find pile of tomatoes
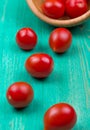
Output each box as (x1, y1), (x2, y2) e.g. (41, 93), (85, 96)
(41, 0), (88, 19)
(6, 26), (78, 130)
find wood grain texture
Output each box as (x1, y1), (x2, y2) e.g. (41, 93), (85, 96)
(0, 0), (90, 130)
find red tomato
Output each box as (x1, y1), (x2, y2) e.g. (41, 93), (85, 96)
(65, 0), (88, 18)
(41, 0), (65, 19)
(49, 28), (72, 53)
(62, 0), (67, 3)
(25, 53), (54, 78)
(44, 103), (77, 130)
(16, 28), (37, 50)
(6, 82), (34, 108)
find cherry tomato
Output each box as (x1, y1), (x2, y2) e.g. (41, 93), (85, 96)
(49, 28), (72, 53)
(61, 0), (67, 3)
(41, 0), (65, 19)
(16, 28), (37, 50)
(44, 103), (77, 130)
(6, 82), (34, 108)
(65, 0), (88, 18)
(25, 53), (54, 78)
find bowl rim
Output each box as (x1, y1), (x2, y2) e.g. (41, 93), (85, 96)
(26, 0), (90, 27)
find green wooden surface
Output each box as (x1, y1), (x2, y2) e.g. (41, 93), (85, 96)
(0, 0), (90, 130)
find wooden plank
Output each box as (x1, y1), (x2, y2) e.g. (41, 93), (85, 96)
(0, 0), (90, 130)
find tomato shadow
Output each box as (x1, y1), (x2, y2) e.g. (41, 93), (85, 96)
(18, 69), (48, 83)
(53, 44), (78, 58)
(33, 76), (48, 81)
(53, 51), (67, 56)
(13, 99), (41, 114)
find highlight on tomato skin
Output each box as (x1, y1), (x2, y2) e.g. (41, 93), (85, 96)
(41, 0), (65, 19)
(16, 28), (37, 50)
(44, 103), (77, 130)
(25, 53), (54, 78)
(49, 28), (72, 53)
(6, 82), (34, 108)
(65, 0), (88, 18)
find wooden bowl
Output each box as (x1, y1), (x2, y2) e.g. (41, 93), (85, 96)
(26, 0), (90, 27)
